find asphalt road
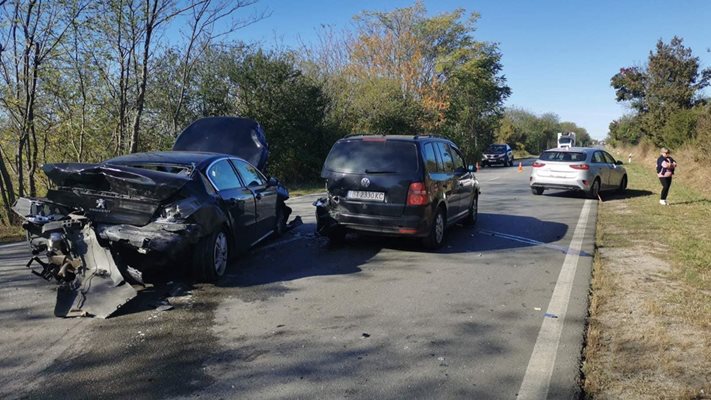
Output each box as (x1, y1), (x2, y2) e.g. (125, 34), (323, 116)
(0, 161), (596, 400)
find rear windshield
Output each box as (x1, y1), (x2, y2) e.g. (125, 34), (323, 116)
(323, 140), (419, 174)
(539, 151), (587, 162)
(486, 145), (507, 153)
(558, 137), (573, 144)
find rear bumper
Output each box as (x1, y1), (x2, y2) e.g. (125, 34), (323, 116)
(97, 222), (203, 254)
(315, 198), (431, 237)
(530, 176), (588, 191)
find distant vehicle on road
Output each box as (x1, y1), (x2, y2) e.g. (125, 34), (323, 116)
(557, 132), (576, 148)
(481, 143), (514, 167)
(315, 135), (480, 249)
(529, 147), (627, 198)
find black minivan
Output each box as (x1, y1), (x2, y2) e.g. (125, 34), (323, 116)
(315, 135), (480, 249)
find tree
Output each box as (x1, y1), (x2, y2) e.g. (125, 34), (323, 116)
(0, 0), (87, 203)
(611, 36), (711, 145)
(229, 50), (330, 182)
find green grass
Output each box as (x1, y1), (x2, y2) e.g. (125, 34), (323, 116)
(583, 161), (711, 399)
(601, 163), (711, 289)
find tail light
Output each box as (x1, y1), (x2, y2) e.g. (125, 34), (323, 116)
(569, 164), (590, 170)
(532, 161), (546, 168)
(407, 182), (428, 206)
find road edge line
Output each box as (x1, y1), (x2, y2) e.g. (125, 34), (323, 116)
(516, 199), (593, 399)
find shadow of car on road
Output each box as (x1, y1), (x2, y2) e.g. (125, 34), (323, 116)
(542, 188), (653, 201)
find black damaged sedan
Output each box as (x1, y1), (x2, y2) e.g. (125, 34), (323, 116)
(12, 117), (291, 317)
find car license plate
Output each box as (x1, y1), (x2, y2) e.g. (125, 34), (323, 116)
(347, 190), (385, 202)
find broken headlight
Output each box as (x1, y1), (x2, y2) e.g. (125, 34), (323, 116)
(155, 198), (200, 222)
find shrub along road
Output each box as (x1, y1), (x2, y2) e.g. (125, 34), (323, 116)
(0, 162), (597, 399)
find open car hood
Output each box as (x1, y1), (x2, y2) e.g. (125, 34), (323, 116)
(173, 117), (269, 172)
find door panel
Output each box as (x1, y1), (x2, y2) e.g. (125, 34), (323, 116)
(435, 142), (461, 218)
(231, 159), (277, 242)
(206, 159), (257, 250)
(591, 151), (611, 189)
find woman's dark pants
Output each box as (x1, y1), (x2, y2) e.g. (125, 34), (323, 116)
(659, 177), (672, 200)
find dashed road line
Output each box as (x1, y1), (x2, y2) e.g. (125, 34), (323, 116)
(478, 229), (591, 257)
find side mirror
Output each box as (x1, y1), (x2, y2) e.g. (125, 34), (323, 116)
(468, 164), (476, 172)
(615, 160), (623, 166)
(268, 176), (279, 186)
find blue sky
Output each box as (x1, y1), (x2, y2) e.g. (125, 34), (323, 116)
(227, 0), (711, 139)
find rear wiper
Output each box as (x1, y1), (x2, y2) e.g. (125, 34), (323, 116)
(364, 169), (397, 174)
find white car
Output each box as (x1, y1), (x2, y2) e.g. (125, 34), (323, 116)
(529, 147), (627, 198)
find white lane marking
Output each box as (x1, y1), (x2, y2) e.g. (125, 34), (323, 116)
(517, 199), (592, 399)
(487, 177), (499, 182)
(0, 241), (27, 249)
(478, 229), (590, 256)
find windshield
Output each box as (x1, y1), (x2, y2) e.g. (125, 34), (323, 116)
(558, 137), (573, 144)
(539, 151), (587, 162)
(323, 140), (419, 174)
(486, 145), (507, 153)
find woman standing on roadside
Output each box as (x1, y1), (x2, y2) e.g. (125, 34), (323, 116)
(656, 147), (677, 205)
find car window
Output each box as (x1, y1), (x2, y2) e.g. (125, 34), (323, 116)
(436, 142), (454, 172)
(323, 139), (419, 174)
(451, 146), (466, 170)
(603, 152), (616, 164)
(423, 142), (439, 173)
(539, 151), (587, 162)
(232, 159), (266, 187)
(207, 159), (242, 191)
(592, 152), (606, 163)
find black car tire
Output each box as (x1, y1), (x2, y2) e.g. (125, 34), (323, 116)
(463, 195), (478, 226)
(192, 227), (229, 283)
(588, 178), (601, 199)
(532, 187), (544, 195)
(617, 175), (628, 193)
(423, 207), (446, 250)
(274, 203), (287, 237)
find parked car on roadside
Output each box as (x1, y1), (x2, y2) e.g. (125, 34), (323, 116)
(315, 135), (480, 249)
(529, 147), (627, 198)
(12, 117), (291, 318)
(481, 144), (514, 167)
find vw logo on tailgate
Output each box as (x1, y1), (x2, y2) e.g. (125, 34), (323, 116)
(360, 177), (370, 188)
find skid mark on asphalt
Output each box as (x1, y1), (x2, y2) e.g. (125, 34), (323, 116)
(477, 229), (592, 257)
(516, 199), (593, 399)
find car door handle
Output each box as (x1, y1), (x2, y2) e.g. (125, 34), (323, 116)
(255, 192), (263, 200)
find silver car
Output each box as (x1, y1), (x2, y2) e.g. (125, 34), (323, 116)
(529, 147), (627, 198)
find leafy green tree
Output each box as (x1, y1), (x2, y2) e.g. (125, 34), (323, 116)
(611, 36), (711, 145)
(229, 50), (330, 183)
(607, 114), (643, 146)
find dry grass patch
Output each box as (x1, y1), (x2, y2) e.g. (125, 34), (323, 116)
(583, 147), (711, 399)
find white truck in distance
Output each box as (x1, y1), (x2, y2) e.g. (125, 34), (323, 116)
(557, 132), (576, 148)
